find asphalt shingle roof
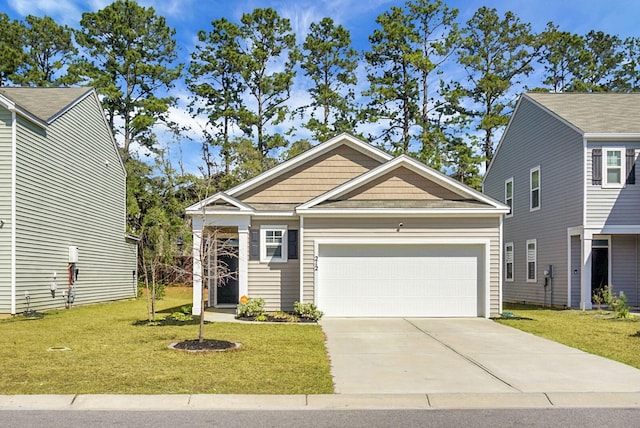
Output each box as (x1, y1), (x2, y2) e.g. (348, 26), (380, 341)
(0, 87), (93, 123)
(525, 92), (640, 134)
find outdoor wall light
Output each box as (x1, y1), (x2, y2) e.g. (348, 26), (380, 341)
(397, 222), (404, 232)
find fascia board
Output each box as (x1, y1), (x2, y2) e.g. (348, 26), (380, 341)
(47, 88), (94, 124)
(186, 192), (254, 212)
(296, 208), (510, 216)
(226, 133), (392, 197)
(583, 133), (640, 141)
(0, 95), (47, 129)
(484, 95), (524, 182)
(87, 90), (126, 176)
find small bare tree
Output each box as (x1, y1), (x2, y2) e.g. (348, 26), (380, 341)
(190, 170), (238, 343)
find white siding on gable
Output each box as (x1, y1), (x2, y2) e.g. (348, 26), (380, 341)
(0, 107), (12, 313)
(12, 95), (135, 313)
(586, 143), (640, 227)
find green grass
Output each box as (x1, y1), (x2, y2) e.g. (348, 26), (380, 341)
(0, 288), (333, 394)
(496, 303), (640, 369)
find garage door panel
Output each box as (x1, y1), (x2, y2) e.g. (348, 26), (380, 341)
(317, 244), (482, 317)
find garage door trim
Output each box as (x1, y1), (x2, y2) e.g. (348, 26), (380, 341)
(313, 238), (491, 318)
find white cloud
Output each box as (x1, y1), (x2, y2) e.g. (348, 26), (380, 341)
(7, 0), (82, 24)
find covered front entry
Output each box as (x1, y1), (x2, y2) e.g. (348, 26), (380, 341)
(316, 243), (485, 317)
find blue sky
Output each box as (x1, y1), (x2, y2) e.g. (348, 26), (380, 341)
(2, 0), (639, 173)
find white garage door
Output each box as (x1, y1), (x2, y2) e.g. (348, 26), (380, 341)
(317, 244), (483, 317)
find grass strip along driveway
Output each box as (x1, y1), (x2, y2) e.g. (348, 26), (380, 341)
(0, 288), (333, 395)
(496, 304), (640, 370)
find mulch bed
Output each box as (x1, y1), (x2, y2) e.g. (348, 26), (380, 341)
(169, 339), (240, 352)
(236, 315), (317, 323)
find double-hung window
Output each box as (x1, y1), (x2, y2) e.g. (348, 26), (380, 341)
(260, 225), (287, 263)
(603, 148), (625, 188)
(505, 178), (513, 217)
(526, 239), (537, 282)
(530, 166), (540, 211)
(505, 243), (514, 281)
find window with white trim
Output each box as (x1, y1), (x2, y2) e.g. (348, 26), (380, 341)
(603, 148), (625, 188)
(526, 239), (537, 282)
(505, 242), (514, 281)
(260, 225), (288, 263)
(505, 178), (513, 217)
(530, 166), (540, 211)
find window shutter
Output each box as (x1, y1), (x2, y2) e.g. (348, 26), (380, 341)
(592, 149), (602, 185)
(626, 149), (636, 185)
(249, 229), (259, 260)
(287, 230), (298, 260)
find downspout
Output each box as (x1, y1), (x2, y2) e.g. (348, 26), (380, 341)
(10, 111), (16, 315)
(636, 235), (638, 307)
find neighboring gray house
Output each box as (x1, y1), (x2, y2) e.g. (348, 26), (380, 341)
(483, 93), (640, 310)
(188, 134), (508, 318)
(0, 87), (138, 315)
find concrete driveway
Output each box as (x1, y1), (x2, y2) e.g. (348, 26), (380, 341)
(321, 318), (640, 394)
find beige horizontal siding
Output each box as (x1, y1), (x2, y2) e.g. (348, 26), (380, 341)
(238, 145), (383, 203)
(247, 218), (300, 311)
(302, 216), (502, 317)
(342, 166), (461, 201)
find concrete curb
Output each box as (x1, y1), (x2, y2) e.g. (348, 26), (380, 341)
(2, 393), (640, 410)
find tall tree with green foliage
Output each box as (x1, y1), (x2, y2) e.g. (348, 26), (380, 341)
(536, 22), (583, 93)
(616, 36), (640, 92)
(188, 18), (244, 176)
(406, 0), (458, 169)
(235, 8), (299, 162)
(0, 13), (25, 86)
(301, 17), (359, 142)
(363, 1), (458, 162)
(450, 6), (538, 168)
(568, 30), (623, 92)
(363, 5), (419, 155)
(70, 0), (182, 158)
(11, 15), (77, 87)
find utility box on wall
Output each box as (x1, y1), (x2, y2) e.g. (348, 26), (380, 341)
(68, 246), (79, 263)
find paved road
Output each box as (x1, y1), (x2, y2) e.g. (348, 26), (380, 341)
(321, 318), (640, 394)
(3, 409), (640, 428)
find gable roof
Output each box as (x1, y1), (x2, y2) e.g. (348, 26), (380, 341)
(0, 87), (93, 125)
(298, 155), (508, 214)
(227, 133), (393, 198)
(186, 192), (255, 215)
(524, 92), (640, 135)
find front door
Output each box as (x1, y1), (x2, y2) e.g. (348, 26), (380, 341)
(591, 246), (608, 300)
(216, 245), (239, 305)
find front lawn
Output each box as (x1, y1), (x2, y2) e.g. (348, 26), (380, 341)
(0, 288), (333, 394)
(496, 303), (640, 369)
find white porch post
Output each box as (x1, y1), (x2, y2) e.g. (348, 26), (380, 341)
(581, 230), (593, 310)
(238, 225), (249, 300)
(192, 226), (203, 316)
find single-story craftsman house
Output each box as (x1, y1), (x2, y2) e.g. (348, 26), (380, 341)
(187, 134), (509, 317)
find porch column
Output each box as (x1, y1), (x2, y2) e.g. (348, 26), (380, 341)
(192, 228), (202, 316)
(580, 231), (593, 310)
(238, 225), (249, 300)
